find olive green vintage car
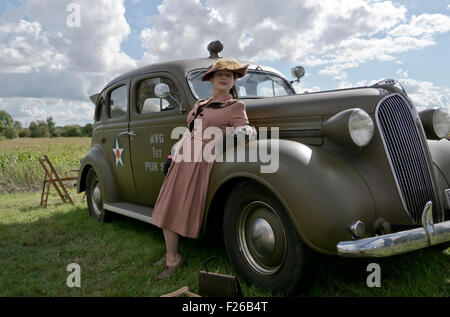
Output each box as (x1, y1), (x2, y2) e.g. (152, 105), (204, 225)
(78, 43), (450, 293)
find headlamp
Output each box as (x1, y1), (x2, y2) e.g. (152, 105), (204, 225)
(418, 108), (450, 140)
(323, 108), (374, 148)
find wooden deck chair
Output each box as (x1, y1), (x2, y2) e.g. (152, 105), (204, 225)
(39, 155), (77, 208)
(160, 286), (201, 297)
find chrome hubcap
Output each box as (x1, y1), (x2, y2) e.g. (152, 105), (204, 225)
(238, 201), (287, 276)
(250, 218), (275, 258)
(90, 178), (103, 216)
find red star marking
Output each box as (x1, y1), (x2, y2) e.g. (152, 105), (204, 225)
(112, 139), (124, 167)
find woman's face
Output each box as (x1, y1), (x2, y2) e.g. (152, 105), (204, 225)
(211, 70), (235, 94)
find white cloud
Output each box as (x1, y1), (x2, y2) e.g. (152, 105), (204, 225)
(1, 0), (137, 75)
(293, 84), (321, 94)
(0, 97), (93, 127)
(138, 0), (450, 88)
(0, 19), (68, 73)
(139, 0), (408, 69)
(355, 76), (450, 113)
(0, 0), (139, 127)
(389, 13), (450, 38)
(22, 0), (137, 74)
(395, 68), (409, 78)
(400, 78), (450, 112)
(333, 72), (352, 89)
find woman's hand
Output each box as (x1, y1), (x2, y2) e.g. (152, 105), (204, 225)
(163, 155), (172, 176)
(234, 124), (257, 139)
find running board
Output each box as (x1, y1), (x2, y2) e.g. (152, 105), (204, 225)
(103, 202), (154, 224)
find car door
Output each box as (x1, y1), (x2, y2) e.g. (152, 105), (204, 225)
(101, 79), (138, 203)
(129, 72), (187, 206)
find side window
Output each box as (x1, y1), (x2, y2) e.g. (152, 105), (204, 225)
(109, 85), (128, 119)
(137, 77), (183, 114)
(237, 84), (247, 97)
(257, 80), (288, 97)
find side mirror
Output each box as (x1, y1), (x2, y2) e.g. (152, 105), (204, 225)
(154, 83), (170, 99)
(154, 83), (186, 114)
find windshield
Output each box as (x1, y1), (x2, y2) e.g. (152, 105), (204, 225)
(187, 69), (295, 100)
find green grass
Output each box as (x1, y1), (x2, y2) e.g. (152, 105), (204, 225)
(1, 137), (449, 296)
(0, 190), (448, 297)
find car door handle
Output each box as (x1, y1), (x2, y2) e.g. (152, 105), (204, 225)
(118, 131), (136, 137)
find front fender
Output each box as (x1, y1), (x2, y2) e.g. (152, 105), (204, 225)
(205, 139), (376, 255)
(77, 145), (121, 203)
(428, 139), (450, 217)
(428, 138), (450, 187)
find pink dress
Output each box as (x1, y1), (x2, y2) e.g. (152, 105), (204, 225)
(151, 95), (250, 238)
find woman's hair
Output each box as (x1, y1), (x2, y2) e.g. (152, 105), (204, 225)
(229, 85), (238, 98)
(229, 73), (239, 98)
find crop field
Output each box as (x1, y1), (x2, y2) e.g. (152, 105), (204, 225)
(0, 137), (90, 193)
(0, 138), (449, 297)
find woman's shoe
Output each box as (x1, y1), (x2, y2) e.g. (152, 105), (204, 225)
(155, 254), (185, 280)
(152, 254), (166, 267)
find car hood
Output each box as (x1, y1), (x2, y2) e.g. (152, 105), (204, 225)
(243, 87), (392, 120)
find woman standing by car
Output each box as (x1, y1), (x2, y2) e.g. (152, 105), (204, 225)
(150, 58), (255, 280)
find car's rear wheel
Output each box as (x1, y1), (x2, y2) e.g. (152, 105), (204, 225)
(86, 168), (110, 222)
(223, 181), (318, 294)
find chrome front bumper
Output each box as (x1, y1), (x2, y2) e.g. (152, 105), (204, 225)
(337, 202), (450, 257)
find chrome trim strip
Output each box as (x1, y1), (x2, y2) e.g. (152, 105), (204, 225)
(337, 202), (450, 257)
(104, 203), (153, 224)
(273, 129), (322, 138)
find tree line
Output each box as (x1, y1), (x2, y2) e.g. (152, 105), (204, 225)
(0, 110), (92, 140)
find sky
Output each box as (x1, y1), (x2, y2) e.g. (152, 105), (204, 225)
(0, 0), (449, 127)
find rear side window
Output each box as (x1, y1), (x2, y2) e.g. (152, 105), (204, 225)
(109, 85), (128, 119)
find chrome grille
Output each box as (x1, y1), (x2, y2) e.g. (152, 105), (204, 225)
(377, 95), (438, 224)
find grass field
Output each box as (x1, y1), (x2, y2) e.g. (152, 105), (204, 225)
(0, 138), (449, 297)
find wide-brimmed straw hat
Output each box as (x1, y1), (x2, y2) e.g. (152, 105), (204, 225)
(201, 58), (249, 81)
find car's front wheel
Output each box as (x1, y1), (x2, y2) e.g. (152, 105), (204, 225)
(223, 181), (318, 294)
(86, 168), (110, 222)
